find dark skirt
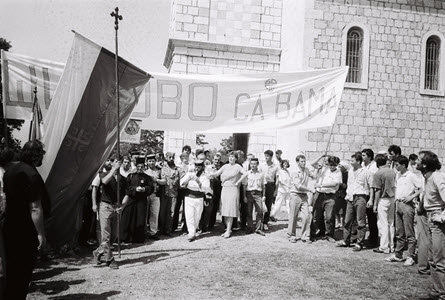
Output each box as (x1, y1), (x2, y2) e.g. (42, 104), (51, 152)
(120, 198), (147, 243)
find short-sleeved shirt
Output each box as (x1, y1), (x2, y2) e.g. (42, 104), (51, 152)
(371, 166), (396, 198)
(290, 167), (313, 194)
(245, 170), (265, 192)
(316, 167), (343, 194)
(424, 171), (445, 211)
(261, 163), (279, 183)
(217, 164), (245, 187)
(3, 162), (50, 244)
(99, 170), (128, 204)
(395, 170), (422, 200)
(346, 167), (372, 201)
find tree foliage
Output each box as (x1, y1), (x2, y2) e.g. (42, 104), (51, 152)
(116, 130), (164, 157)
(196, 133), (208, 146)
(220, 135), (233, 152)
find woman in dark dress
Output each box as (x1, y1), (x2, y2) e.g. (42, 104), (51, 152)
(121, 157), (155, 243)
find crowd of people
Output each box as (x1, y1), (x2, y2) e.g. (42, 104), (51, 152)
(1, 140), (445, 299)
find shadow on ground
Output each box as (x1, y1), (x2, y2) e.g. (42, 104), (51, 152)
(48, 291), (121, 299)
(29, 279), (85, 295)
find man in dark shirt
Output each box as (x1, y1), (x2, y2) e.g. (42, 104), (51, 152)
(3, 140), (49, 299)
(92, 157), (128, 269)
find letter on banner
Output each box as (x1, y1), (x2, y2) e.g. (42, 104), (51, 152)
(234, 93), (249, 121)
(157, 80), (181, 119)
(275, 92), (291, 119)
(188, 83), (217, 121)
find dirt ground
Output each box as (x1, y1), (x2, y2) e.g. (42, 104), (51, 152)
(27, 218), (430, 300)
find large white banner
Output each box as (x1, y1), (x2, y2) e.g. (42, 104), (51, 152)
(2, 51), (348, 133)
(131, 67), (348, 132)
(1, 50), (64, 120)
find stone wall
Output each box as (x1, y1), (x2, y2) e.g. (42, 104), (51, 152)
(164, 0), (283, 160)
(169, 0), (282, 48)
(304, 0), (445, 160)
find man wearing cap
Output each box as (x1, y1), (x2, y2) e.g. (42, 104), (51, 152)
(145, 154), (166, 240)
(121, 156), (155, 243)
(159, 152), (180, 236)
(180, 159), (212, 241)
(241, 158), (266, 236)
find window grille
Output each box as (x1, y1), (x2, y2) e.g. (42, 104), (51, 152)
(425, 36), (440, 91)
(346, 28), (363, 83)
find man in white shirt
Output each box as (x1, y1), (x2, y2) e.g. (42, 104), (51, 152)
(288, 155), (315, 243)
(386, 155), (421, 265)
(337, 153), (372, 251)
(313, 156), (343, 242)
(180, 159), (212, 242)
(362, 148), (378, 248)
(242, 158), (266, 236)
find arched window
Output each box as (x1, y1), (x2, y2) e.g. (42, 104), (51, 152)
(346, 28), (363, 84)
(425, 36), (440, 90)
(342, 23), (369, 89)
(420, 31), (445, 96)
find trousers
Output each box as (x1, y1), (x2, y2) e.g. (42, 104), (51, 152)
(184, 196), (204, 238)
(377, 197), (395, 251)
(288, 193), (310, 240)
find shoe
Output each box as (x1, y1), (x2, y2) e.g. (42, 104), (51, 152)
(107, 259), (119, 269)
(385, 255), (404, 262)
(302, 239), (313, 244)
(404, 257), (415, 266)
(373, 248), (390, 254)
(256, 230), (266, 236)
(149, 235), (160, 240)
(336, 241), (350, 247)
(326, 236), (336, 243)
(222, 232), (231, 239)
(92, 250), (103, 266)
(232, 227), (240, 231)
(352, 244), (362, 252)
(263, 224), (269, 231)
(270, 216), (278, 222)
(188, 235), (195, 242)
(289, 237), (297, 243)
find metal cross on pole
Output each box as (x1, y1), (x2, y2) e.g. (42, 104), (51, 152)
(111, 6), (123, 258)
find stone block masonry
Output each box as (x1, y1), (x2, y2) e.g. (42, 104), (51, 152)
(305, 0), (445, 161)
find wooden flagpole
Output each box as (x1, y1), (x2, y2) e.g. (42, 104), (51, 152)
(111, 7), (123, 258)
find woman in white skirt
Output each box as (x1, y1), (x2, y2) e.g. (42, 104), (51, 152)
(211, 152), (246, 238)
(270, 160), (291, 220)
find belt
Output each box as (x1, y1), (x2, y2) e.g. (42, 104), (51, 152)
(353, 194), (368, 198)
(184, 189), (205, 198)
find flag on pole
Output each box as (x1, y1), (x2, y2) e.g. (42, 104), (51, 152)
(29, 88), (43, 141)
(38, 32), (151, 247)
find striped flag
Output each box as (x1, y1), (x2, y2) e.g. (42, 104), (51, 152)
(29, 90), (43, 141)
(38, 32), (151, 247)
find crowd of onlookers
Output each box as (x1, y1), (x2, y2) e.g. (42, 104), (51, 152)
(1, 140), (445, 299)
(87, 143), (445, 298)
